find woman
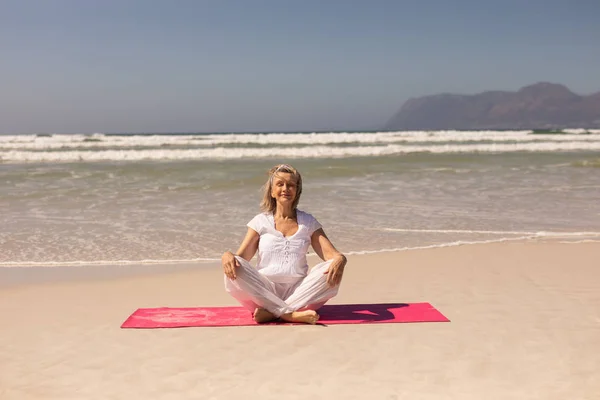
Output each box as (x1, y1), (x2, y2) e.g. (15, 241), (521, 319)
(222, 164), (347, 324)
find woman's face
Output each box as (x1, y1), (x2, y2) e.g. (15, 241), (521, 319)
(271, 172), (298, 205)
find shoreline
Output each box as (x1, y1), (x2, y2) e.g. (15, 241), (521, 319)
(2, 236), (599, 289)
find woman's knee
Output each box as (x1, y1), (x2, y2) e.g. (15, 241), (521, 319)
(234, 255), (249, 266)
(231, 256), (254, 276)
(311, 260), (333, 274)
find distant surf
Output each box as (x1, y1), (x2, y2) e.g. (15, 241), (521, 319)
(2, 129), (600, 163)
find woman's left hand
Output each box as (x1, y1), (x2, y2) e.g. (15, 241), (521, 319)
(324, 254), (346, 287)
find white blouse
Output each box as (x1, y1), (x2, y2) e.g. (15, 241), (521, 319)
(247, 210), (322, 283)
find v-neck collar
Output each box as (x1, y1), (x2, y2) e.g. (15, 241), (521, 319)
(267, 211), (302, 239)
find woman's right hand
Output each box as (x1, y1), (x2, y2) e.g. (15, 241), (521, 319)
(222, 251), (240, 280)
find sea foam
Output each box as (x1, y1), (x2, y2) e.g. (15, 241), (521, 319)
(3, 141), (600, 162)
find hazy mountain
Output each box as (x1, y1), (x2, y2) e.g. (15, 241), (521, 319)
(384, 83), (600, 130)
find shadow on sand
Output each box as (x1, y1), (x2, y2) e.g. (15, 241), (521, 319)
(315, 303), (409, 325)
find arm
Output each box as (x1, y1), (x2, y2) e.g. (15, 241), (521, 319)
(311, 228), (346, 286)
(222, 228), (259, 279)
(234, 227), (260, 261)
(311, 228), (345, 262)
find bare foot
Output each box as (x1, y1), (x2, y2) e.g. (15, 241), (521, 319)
(280, 310), (320, 325)
(253, 308), (277, 324)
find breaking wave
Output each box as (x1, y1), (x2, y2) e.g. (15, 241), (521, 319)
(1, 130), (600, 163)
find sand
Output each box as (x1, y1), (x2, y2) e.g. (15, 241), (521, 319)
(1, 241), (599, 400)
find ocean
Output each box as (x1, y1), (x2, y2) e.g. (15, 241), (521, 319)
(1, 129), (600, 268)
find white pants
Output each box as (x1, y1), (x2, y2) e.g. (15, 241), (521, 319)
(224, 256), (339, 317)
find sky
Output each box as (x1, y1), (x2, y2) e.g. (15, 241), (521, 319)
(1, 0), (599, 134)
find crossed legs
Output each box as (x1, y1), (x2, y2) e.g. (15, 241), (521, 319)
(224, 256), (339, 324)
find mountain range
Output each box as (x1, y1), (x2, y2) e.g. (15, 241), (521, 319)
(384, 82), (600, 130)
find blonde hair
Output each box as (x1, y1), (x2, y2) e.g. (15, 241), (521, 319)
(260, 164), (303, 213)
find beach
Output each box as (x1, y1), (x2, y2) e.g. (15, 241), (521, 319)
(1, 240), (599, 399)
(2, 130), (599, 398)
(3, 1), (600, 397)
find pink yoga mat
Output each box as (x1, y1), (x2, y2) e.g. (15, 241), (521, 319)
(121, 303), (449, 328)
